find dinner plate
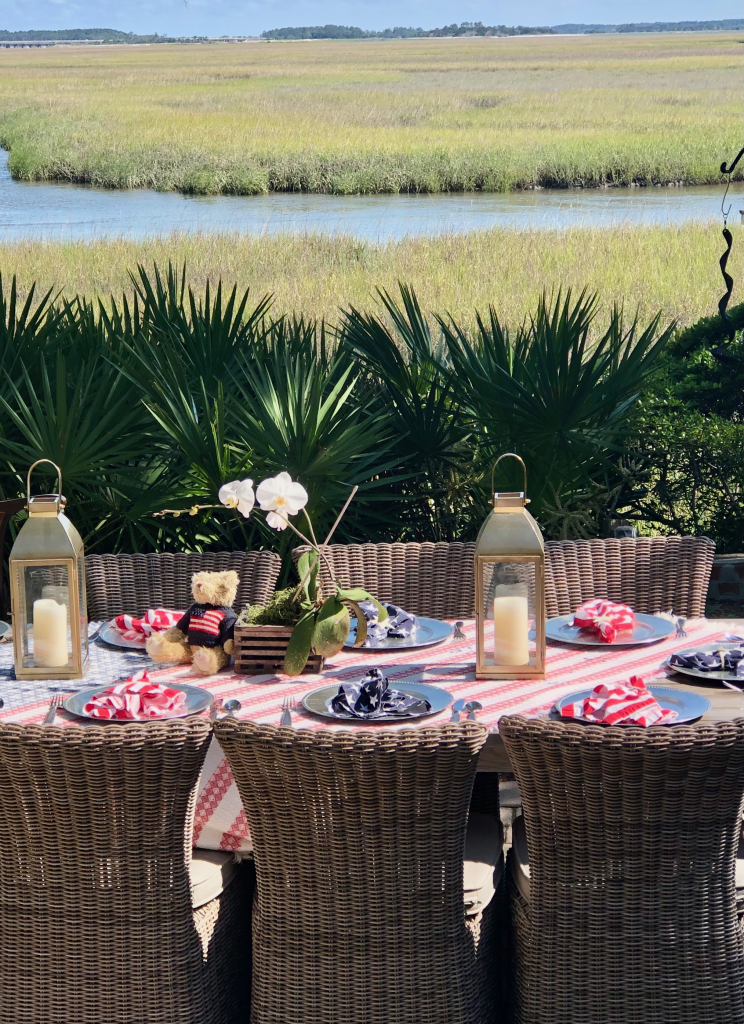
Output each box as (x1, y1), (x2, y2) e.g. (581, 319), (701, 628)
(63, 682), (213, 722)
(554, 685), (711, 726)
(97, 621), (149, 650)
(546, 613), (675, 647)
(344, 616), (453, 651)
(302, 681), (453, 722)
(0, 620), (10, 640)
(666, 644), (744, 685)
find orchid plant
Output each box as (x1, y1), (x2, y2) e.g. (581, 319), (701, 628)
(218, 472), (388, 675)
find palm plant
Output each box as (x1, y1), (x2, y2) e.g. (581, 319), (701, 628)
(339, 285), (473, 540)
(439, 290), (674, 533)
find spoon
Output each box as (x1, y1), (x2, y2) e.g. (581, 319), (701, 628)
(464, 700), (483, 721)
(222, 699), (241, 717)
(450, 698), (465, 722)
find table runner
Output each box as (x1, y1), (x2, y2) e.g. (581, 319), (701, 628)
(0, 618), (735, 852)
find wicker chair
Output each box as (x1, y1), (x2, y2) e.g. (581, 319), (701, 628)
(294, 536), (714, 621)
(0, 496), (25, 617)
(0, 717), (252, 1024)
(213, 719), (503, 1024)
(85, 550), (282, 620)
(544, 535), (715, 619)
(500, 716), (744, 1024)
(292, 541), (478, 618)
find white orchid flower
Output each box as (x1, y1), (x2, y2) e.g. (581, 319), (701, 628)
(265, 510), (289, 531)
(256, 472), (309, 530)
(218, 479), (255, 518)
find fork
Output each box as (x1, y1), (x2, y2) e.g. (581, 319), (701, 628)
(43, 694), (64, 725)
(280, 696), (298, 727)
(675, 618), (688, 639)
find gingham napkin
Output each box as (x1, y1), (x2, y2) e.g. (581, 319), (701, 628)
(573, 599), (636, 643)
(83, 670), (187, 721)
(112, 608), (183, 640)
(560, 675), (677, 726)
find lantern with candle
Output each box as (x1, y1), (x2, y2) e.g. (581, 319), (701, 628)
(9, 460), (88, 679)
(474, 453), (545, 679)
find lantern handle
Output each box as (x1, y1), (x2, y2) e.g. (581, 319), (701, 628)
(26, 459), (62, 510)
(491, 453), (528, 501)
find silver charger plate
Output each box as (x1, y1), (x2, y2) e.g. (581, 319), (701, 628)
(97, 621), (149, 651)
(666, 644), (744, 684)
(554, 685), (711, 726)
(302, 681), (453, 722)
(64, 682), (213, 722)
(0, 621), (10, 639)
(546, 613), (675, 647)
(344, 616), (453, 651)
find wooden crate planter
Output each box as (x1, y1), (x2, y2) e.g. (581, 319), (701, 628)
(233, 624), (324, 676)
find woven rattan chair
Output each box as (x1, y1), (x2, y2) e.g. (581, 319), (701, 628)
(85, 549), (282, 620)
(213, 719), (502, 1024)
(0, 717), (252, 1024)
(544, 536), (715, 619)
(293, 541), (477, 618)
(500, 715), (744, 1024)
(0, 496), (25, 617)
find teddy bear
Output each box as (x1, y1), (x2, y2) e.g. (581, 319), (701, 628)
(146, 570), (239, 675)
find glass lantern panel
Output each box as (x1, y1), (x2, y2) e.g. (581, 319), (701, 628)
(17, 563), (73, 671)
(77, 557), (89, 663)
(481, 560), (537, 668)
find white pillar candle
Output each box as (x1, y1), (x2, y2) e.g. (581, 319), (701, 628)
(33, 599), (68, 668)
(493, 591), (529, 666)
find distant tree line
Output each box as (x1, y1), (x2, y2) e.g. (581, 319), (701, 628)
(0, 28), (195, 43)
(263, 19), (744, 40)
(261, 23), (553, 40)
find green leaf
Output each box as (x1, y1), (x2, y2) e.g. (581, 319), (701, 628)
(297, 549), (319, 604)
(283, 610), (316, 676)
(342, 599), (367, 647)
(336, 588), (388, 622)
(313, 596), (351, 657)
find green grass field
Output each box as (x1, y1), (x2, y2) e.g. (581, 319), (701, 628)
(0, 222), (736, 329)
(0, 33), (740, 194)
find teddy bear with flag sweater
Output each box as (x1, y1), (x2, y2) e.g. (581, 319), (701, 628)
(146, 570), (239, 675)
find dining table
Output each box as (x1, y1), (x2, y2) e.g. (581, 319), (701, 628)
(0, 616), (742, 854)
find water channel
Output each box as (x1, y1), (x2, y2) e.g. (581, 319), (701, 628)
(0, 151), (734, 241)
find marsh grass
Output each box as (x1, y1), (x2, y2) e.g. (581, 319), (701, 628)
(0, 221), (737, 329)
(0, 33), (740, 194)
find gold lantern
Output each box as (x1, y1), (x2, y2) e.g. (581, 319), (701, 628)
(475, 453), (545, 679)
(9, 460), (88, 680)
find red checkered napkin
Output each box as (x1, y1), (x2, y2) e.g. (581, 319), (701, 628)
(112, 608), (182, 641)
(84, 671), (187, 721)
(573, 599), (636, 643)
(560, 675), (678, 726)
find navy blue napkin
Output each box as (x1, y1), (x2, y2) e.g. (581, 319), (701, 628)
(670, 648), (744, 671)
(330, 668), (431, 719)
(357, 601), (417, 644)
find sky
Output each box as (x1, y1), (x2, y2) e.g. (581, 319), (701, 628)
(0, 0), (740, 37)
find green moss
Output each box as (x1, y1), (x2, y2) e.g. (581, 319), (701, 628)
(238, 587), (303, 626)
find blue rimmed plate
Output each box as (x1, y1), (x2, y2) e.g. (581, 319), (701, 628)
(554, 685), (711, 726)
(344, 616), (453, 651)
(302, 681), (453, 722)
(546, 613), (675, 647)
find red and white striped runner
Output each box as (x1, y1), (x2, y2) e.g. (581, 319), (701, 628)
(0, 618), (732, 852)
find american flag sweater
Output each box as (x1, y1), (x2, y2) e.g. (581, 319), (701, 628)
(177, 603), (237, 648)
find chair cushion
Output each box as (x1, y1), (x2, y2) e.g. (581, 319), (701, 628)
(463, 812), (504, 917)
(511, 813), (531, 902)
(190, 849), (238, 909)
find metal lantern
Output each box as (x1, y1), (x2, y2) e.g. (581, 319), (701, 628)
(9, 460), (88, 680)
(475, 453), (545, 680)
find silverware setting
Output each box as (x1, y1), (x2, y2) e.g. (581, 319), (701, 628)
(280, 696), (298, 727)
(464, 700), (482, 721)
(450, 698), (465, 722)
(209, 698), (223, 722)
(43, 694), (64, 724)
(675, 618), (688, 639)
(222, 699), (241, 718)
